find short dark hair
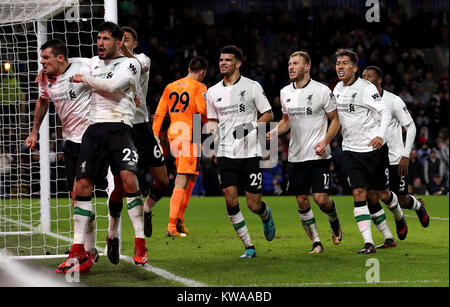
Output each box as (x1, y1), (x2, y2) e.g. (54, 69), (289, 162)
(220, 45), (243, 62)
(121, 26), (138, 41)
(189, 56), (209, 72)
(335, 48), (358, 66)
(98, 21), (123, 40)
(364, 65), (383, 79)
(40, 39), (68, 60)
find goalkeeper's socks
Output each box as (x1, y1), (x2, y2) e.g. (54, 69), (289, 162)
(320, 200), (338, 222)
(298, 207), (320, 243)
(256, 200), (270, 222)
(126, 192), (145, 238)
(168, 187), (185, 233)
(227, 205), (254, 249)
(369, 202), (394, 240)
(179, 180), (196, 224)
(73, 196), (93, 245)
(408, 195), (422, 211)
(354, 201), (374, 244)
(383, 191), (404, 221)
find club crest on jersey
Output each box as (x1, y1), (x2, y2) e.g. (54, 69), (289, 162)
(307, 94), (313, 105)
(239, 90), (246, 101)
(351, 92), (358, 100)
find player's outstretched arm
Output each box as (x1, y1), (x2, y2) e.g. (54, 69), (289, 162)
(25, 97), (50, 150)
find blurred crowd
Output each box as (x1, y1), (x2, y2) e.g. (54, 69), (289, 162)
(1, 0), (448, 198)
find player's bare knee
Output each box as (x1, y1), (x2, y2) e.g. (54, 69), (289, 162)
(376, 189), (391, 203)
(312, 194), (329, 208)
(296, 195), (310, 210)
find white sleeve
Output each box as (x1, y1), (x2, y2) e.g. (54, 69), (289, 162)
(323, 87), (337, 113)
(83, 58), (141, 94)
(253, 82), (272, 114)
(280, 89), (288, 115)
(206, 89), (218, 120)
(402, 121), (416, 158)
(362, 84), (391, 139)
(135, 53), (151, 74)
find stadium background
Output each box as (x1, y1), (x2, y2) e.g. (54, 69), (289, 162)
(1, 0), (448, 199)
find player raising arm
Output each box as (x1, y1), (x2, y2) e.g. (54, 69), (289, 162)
(58, 22), (148, 272)
(104, 26), (169, 265)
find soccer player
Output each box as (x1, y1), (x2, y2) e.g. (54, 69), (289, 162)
(62, 22), (147, 269)
(105, 26), (169, 264)
(266, 51), (343, 254)
(362, 66), (429, 248)
(153, 56), (209, 237)
(333, 48), (406, 254)
(206, 45), (276, 259)
(25, 39), (98, 273)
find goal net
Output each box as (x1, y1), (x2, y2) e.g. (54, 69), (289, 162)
(0, 0), (115, 258)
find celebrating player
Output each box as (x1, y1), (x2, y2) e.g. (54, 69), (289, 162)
(105, 26), (169, 265)
(153, 56), (209, 237)
(206, 45), (276, 259)
(267, 51), (343, 254)
(58, 22), (148, 270)
(362, 66), (429, 248)
(333, 48), (407, 254)
(26, 39), (98, 273)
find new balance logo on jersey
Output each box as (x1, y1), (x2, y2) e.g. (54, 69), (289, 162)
(217, 97), (222, 102)
(69, 90), (76, 99)
(80, 161), (86, 173)
(239, 104), (246, 112)
(372, 93), (380, 100)
(106, 72), (113, 79)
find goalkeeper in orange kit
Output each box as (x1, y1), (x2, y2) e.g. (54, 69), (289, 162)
(153, 56), (209, 237)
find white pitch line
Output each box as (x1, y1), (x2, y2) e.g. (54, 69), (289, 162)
(241, 279), (449, 287)
(120, 255), (208, 287)
(1, 215), (207, 286)
(404, 215), (449, 221)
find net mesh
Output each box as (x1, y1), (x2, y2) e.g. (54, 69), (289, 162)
(0, 0), (109, 257)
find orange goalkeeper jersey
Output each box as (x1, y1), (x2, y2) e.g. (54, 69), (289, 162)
(153, 76), (207, 142)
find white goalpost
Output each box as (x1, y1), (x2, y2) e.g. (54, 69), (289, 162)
(0, 0), (118, 259)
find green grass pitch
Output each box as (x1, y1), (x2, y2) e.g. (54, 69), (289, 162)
(9, 195), (450, 287)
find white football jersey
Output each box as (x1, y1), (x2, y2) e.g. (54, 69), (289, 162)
(87, 56), (141, 127)
(281, 79), (336, 162)
(379, 90), (414, 165)
(333, 77), (391, 152)
(133, 53), (151, 124)
(39, 60), (91, 143)
(206, 76), (272, 158)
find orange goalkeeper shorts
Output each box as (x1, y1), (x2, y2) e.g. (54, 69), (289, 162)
(170, 139), (201, 175)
